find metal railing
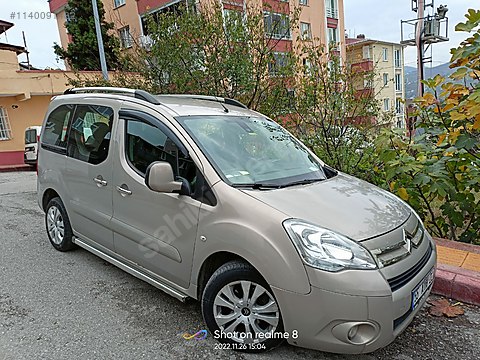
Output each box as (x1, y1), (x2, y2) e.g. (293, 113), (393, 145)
(0, 107), (12, 141)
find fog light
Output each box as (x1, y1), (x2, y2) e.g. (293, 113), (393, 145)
(348, 325), (358, 341)
(332, 321), (379, 345)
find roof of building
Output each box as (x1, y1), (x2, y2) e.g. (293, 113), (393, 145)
(0, 42), (26, 54)
(0, 20), (14, 35)
(346, 36), (405, 48)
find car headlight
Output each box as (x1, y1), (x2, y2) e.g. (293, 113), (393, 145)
(283, 219), (377, 272)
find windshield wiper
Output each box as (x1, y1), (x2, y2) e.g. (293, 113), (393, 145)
(278, 178), (323, 188)
(232, 183), (281, 189)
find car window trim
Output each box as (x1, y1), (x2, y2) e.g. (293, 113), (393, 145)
(41, 143), (67, 156)
(119, 109), (188, 158)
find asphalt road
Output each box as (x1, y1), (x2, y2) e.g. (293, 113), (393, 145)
(1, 171), (479, 360)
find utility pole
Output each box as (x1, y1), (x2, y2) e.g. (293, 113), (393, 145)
(415, 0), (425, 97)
(91, 0), (109, 80)
(401, 0), (449, 133)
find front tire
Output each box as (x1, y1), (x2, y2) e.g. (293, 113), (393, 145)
(201, 260), (284, 353)
(45, 197), (75, 252)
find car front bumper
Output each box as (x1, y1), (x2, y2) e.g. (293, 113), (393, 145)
(271, 239), (436, 354)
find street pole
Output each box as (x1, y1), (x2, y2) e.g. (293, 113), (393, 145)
(92, 0), (109, 80)
(416, 0), (425, 97)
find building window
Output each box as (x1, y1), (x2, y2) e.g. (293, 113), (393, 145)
(383, 73), (389, 86)
(325, 0), (338, 19)
(300, 22), (312, 40)
(394, 49), (401, 68)
(114, 0), (126, 8)
(299, 0), (308, 5)
(327, 27), (339, 49)
(382, 47), (388, 61)
(118, 26), (132, 48)
(362, 45), (370, 59)
(303, 58), (312, 73)
(0, 107), (12, 141)
(364, 78), (372, 89)
(383, 98), (390, 111)
(223, 9), (244, 35)
(395, 73), (402, 91)
(268, 52), (289, 75)
(264, 12), (291, 39)
(396, 98), (404, 114)
(397, 119), (405, 128)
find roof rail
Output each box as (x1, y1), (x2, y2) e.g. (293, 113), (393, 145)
(158, 94), (248, 109)
(64, 87), (161, 105)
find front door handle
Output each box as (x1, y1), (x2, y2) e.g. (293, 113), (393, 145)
(116, 185), (132, 196)
(94, 176), (107, 187)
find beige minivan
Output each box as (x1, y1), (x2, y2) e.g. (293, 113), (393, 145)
(37, 88), (436, 354)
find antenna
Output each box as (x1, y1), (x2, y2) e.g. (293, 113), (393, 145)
(22, 31), (30, 70)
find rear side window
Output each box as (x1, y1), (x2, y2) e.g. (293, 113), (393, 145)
(42, 105), (73, 149)
(25, 129), (37, 144)
(67, 105), (114, 165)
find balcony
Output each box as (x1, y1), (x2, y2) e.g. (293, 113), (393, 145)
(355, 88), (374, 99)
(351, 60), (374, 72)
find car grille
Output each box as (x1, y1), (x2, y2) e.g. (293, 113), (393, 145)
(387, 243), (433, 292)
(371, 222), (424, 268)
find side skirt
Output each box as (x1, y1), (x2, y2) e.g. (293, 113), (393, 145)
(73, 237), (189, 302)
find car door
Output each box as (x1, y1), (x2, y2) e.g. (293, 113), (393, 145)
(111, 108), (202, 289)
(62, 102), (117, 251)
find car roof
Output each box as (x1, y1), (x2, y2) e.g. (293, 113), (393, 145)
(156, 95), (255, 117)
(53, 92), (256, 118)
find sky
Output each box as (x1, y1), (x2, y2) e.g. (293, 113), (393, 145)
(0, 0), (478, 70)
(1, 0), (62, 69)
(344, 0), (478, 69)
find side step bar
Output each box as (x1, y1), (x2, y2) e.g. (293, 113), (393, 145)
(74, 237), (188, 302)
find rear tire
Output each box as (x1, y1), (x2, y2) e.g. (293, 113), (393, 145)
(45, 197), (75, 252)
(201, 260), (284, 353)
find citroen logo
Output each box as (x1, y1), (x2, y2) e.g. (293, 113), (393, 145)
(402, 229), (412, 253)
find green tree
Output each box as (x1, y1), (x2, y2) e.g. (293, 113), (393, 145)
(374, 9), (480, 243)
(53, 0), (122, 71)
(139, 2), (297, 115)
(287, 40), (381, 180)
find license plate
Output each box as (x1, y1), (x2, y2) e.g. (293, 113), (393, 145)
(411, 267), (435, 310)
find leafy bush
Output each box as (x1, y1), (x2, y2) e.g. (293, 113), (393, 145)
(374, 9), (480, 244)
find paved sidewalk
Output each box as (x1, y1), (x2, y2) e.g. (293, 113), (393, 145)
(433, 238), (480, 305)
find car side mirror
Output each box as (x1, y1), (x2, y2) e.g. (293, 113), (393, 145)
(145, 162), (183, 193)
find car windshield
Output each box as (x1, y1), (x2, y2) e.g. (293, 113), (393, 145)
(177, 115), (326, 187)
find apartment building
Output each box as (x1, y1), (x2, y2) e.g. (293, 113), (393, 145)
(49, 0), (346, 68)
(346, 35), (406, 128)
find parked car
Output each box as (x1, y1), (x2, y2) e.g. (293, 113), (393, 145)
(37, 88), (436, 354)
(24, 126), (42, 167)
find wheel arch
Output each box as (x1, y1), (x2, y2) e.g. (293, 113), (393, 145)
(196, 251), (252, 300)
(42, 188), (61, 211)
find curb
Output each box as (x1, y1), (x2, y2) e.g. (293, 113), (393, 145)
(432, 238), (480, 306)
(0, 165), (33, 173)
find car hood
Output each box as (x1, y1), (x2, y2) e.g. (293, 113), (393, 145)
(242, 173), (411, 241)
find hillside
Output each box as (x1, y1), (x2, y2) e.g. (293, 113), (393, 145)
(405, 63), (455, 99)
